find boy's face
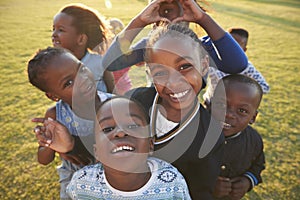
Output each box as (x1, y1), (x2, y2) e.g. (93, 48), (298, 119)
(212, 82), (259, 137)
(148, 37), (205, 118)
(44, 53), (96, 106)
(95, 98), (152, 173)
(230, 33), (247, 52)
(52, 12), (81, 52)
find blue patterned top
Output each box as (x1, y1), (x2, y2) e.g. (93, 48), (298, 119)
(56, 91), (112, 199)
(66, 157), (191, 200)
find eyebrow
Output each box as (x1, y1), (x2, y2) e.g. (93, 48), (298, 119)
(175, 56), (193, 63)
(98, 113), (145, 124)
(149, 56), (193, 70)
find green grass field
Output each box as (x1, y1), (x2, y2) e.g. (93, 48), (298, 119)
(0, 0), (299, 199)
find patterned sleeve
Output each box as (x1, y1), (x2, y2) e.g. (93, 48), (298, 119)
(240, 62), (270, 93)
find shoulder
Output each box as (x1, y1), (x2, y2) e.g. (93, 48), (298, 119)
(148, 157), (185, 180)
(45, 104), (56, 120)
(125, 87), (156, 111)
(81, 51), (102, 64)
(243, 126), (264, 146)
(72, 163), (103, 181)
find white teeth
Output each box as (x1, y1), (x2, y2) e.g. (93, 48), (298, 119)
(112, 145), (134, 153)
(170, 90), (189, 98)
(222, 122), (232, 129)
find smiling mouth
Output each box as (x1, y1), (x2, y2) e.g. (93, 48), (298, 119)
(169, 90), (189, 99)
(222, 122), (232, 129)
(112, 145), (135, 153)
(52, 40), (61, 45)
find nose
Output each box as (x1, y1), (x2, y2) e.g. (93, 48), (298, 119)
(52, 28), (57, 38)
(113, 127), (128, 138)
(165, 70), (182, 88)
(225, 107), (236, 119)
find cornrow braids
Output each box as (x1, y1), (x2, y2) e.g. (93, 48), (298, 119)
(145, 23), (206, 62)
(27, 47), (69, 92)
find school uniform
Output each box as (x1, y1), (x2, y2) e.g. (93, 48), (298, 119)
(126, 87), (225, 200)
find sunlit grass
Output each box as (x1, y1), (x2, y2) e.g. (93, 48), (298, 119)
(0, 0), (299, 199)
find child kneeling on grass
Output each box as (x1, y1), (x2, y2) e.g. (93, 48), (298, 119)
(210, 74), (266, 200)
(66, 96), (191, 199)
(27, 47), (111, 199)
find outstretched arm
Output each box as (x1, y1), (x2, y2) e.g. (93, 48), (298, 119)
(103, 0), (171, 71)
(176, 0), (248, 73)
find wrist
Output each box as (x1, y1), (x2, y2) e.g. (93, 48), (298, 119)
(65, 136), (75, 153)
(130, 16), (147, 29)
(196, 12), (209, 26)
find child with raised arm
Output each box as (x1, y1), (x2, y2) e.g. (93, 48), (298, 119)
(203, 27), (270, 108)
(52, 3), (115, 93)
(102, 0), (248, 77)
(27, 47), (111, 199)
(55, 1), (247, 198)
(108, 18), (133, 95)
(66, 96), (191, 199)
(211, 74), (265, 200)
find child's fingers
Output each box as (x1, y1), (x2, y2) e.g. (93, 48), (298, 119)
(34, 126), (52, 145)
(218, 176), (231, 182)
(31, 117), (46, 123)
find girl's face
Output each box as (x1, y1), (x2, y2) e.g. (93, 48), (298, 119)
(52, 12), (81, 53)
(212, 82), (259, 137)
(148, 37), (205, 119)
(95, 98), (152, 173)
(44, 53), (96, 106)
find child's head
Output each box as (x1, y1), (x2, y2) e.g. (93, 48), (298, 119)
(228, 27), (249, 52)
(94, 96), (153, 173)
(145, 23), (208, 117)
(211, 74), (263, 137)
(52, 3), (109, 56)
(108, 18), (124, 36)
(27, 47), (96, 106)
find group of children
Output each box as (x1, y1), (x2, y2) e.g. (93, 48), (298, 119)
(28, 0), (267, 199)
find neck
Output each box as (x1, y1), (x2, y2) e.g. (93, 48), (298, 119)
(104, 164), (151, 191)
(73, 49), (87, 60)
(159, 99), (197, 122)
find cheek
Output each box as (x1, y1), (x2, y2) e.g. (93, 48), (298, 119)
(188, 72), (203, 92)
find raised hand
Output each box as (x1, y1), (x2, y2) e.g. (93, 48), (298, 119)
(173, 0), (206, 24)
(32, 117), (53, 147)
(136, 0), (174, 26)
(42, 118), (75, 153)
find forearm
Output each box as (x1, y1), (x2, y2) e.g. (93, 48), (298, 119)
(213, 33), (248, 73)
(196, 13), (225, 41)
(103, 18), (146, 71)
(103, 70), (115, 93)
(37, 146), (55, 165)
(196, 12), (247, 73)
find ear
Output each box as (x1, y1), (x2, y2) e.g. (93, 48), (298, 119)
(93, 144), (99, 161)
(45, 92), (60, 102)
(249, 110), (258, 124)
(149, 137), (155, 155)
(77, 33), (88, 46)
